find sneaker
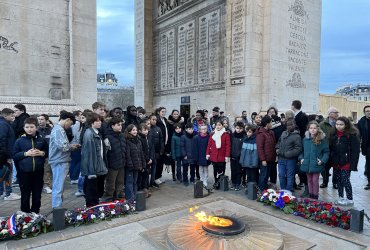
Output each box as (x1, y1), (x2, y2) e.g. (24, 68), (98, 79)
(333, 183), (338, 189)
(154, 179), (162, 185)
(364, 184), (370, 190)
(159, 178), (166, 183)
(12, 180), (19, 187)
(230, 185), (235, 190)
(0, 193), (5, 199)
(347, 199), (354, 205)
(70, 180), (78, 184)
(44, 187), (52, 194)
(234, 186), (241, 191)
(336, 197), (346, 205)
(75, 191), (85, 197)
(151, 183), (160, 189)
(4, 193), (21, 201)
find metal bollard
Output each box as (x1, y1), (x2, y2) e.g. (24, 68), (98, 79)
(350, 209), (364, 233)
(220, 175), (229, 191)
(194, 180), (204, 198)
(136, 191), (146, 211)
(53, 207), (67, 231)
(247, 182), (257, 200)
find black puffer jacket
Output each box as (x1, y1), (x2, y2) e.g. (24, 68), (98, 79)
(106, 128), (126, 170)
(149, 125), (164, 158)
(329, 131), (360, 171)
(231, 132), (245, 159)
(139, 133), (155, 164)
(125, 136), (146, 171)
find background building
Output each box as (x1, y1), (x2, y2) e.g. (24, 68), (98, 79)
(335, 84), (370, 102)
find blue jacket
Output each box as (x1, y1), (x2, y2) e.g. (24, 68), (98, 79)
(49, 124), (73, 165)
(239, 134), (258, 168)
(171, 133), (183, 160)
(193, 134), (210, 166)
(0, 117), (15, 158)
(13, 132), (48, 172)
(181, 133), (196, 164)
(299, 132), (329, 173)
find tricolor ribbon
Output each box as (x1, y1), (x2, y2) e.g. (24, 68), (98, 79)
(7, 213), (18, 236)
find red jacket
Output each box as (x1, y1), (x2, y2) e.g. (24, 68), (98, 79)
(206, 132), (231, 163)
(256, 127), (276, 162)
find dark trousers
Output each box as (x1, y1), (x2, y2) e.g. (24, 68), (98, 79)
(246, 168), (259, 183)
(125, 170), (138, 201)
(213, 162), (226, 188)
(84, 175), (105, 207)
(366, 148), (370, 184)
(69, 149), (81, 180)
(182, 163), (197, 183)
(175, 157), (183, 181)
(137, 168), (150, 190)
(268, 161), (277, 184)
(259, 161), (275, 190)
(104, 168), (125, 199)
(322, 161), (338, 185)
(241, 168), (247, 185)
(19, 169), (44, 213)
(155, 155), (165, 180)
(335, 169), (353, 200)
(150, 160), (157, 184)
(230, 159), (242, 186)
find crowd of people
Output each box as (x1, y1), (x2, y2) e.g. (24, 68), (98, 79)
(0, 99), (369, 214)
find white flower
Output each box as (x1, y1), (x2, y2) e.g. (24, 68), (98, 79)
(111, 210), (116, 215)
(23, 225), (28, 229)
(77, 215), (83, 221)
(124, 204), (129, 210)
(0, 229), (9, 235)
(99, 207), (104, 212)
(100, 213), (105, 219)
(90, 214), (96, 219)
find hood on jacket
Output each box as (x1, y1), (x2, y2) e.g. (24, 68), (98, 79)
(280, 130), (300, 139)
(304, 130), (326, 140)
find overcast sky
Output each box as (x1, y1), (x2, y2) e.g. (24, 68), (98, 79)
(97, 1), (370, 93)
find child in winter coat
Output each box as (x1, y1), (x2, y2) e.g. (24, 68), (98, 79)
(171, 124), (183, 183)
(148, 114), (164, 188)
(299, 121), (329, 199)
(125, 124), (146, 200)
(13, 117), (48, 213)
(181, 123), (197, 185)
(230, 122), (245, 191)
(103, 117), (126, 201)
(329, 116), (360, 205)
(240, 124), (259, 184)
(276, 119), (302, 192)
(80, 113), (108, 207)
(138, 123), (154, 198)
(206, 120), (231, 190)
(193, 125), (211, 187)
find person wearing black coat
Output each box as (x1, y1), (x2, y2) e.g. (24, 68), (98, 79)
(155, 107), (171, 183)
(148, 115), (164, 187)
(125, 125), (146, 200)
(357, 105), (370, 190)
(124, 105), (141, 127)
(103, 118), (126, 201)
(329, 117), (360, 206)
(230, 122), (246, 191)
(12, 104), (30, 139)
(138, 123), (155, 197)
(13, 118), (48, 213)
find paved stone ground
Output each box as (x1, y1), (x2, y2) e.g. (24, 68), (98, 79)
(1, 156), (370, 249)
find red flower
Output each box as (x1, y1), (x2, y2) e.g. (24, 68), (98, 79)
(24, 217), (32, 223)
(330, 215), (337, 222)
(109, 204), (116, 209)
(321, 214), (327, 219)
(283, 196), (290, 203)
(82, 213), (88, 219)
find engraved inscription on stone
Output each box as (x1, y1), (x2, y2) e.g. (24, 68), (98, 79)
(230, 0), (245, 77)
(177, 20), (196, 87)
(135, 0), (144, 89)
(286, 0), (309, 88)
(159, 28), (176, 90)
(198, 9), (220, 84)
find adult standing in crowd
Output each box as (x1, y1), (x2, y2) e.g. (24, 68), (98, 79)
(357, 105), (370, 190)
(291, 100), (309, 196)
(49, 111), (79, 208)
(319, 106), (339, 189)
(125, 105), (141, 127)
(155, 107), (170, 184)
(210, 107), (221, 129)
(192, 110), (211, 135)
(241, 111), (249, 125)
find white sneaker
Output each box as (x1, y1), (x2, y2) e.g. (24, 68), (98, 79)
(347, 199), (354, 205)
(337, 197), (346, 205)
(0, 193), (6, 199)
(159, 178), (166, 183)
(75, 191), (84, 197)
(44, 187), (52, 194)
(70, 180), (78, 184)
(4, 193), (21, 201)
(154, 179), (162, 185)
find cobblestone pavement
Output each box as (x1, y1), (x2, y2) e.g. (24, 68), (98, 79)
(1, 156), (369, 249)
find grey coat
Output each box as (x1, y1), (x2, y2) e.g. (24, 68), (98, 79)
(80, 128), (108, 176)
(276, 130), (302, 160)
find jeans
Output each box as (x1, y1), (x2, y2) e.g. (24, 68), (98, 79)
(199, 166), (208, 186)
(77, 175), (84, 192)
(259, 161), (274, 190)
(19, 169), (44, 213)
(69, 150), (81, 181)
(278, 159), (297, 191)
(150, 160), (157, 184)
(125, 170), (138, 201)
(12, 160), (17, 181)
(0, 167), (12, 196)
(175, 157), (182, 181)
(51, 162), (69, 208)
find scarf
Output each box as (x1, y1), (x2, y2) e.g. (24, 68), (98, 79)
(212, 127), (225, 149)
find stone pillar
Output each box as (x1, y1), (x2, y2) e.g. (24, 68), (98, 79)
(135, 0), (154, 111)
